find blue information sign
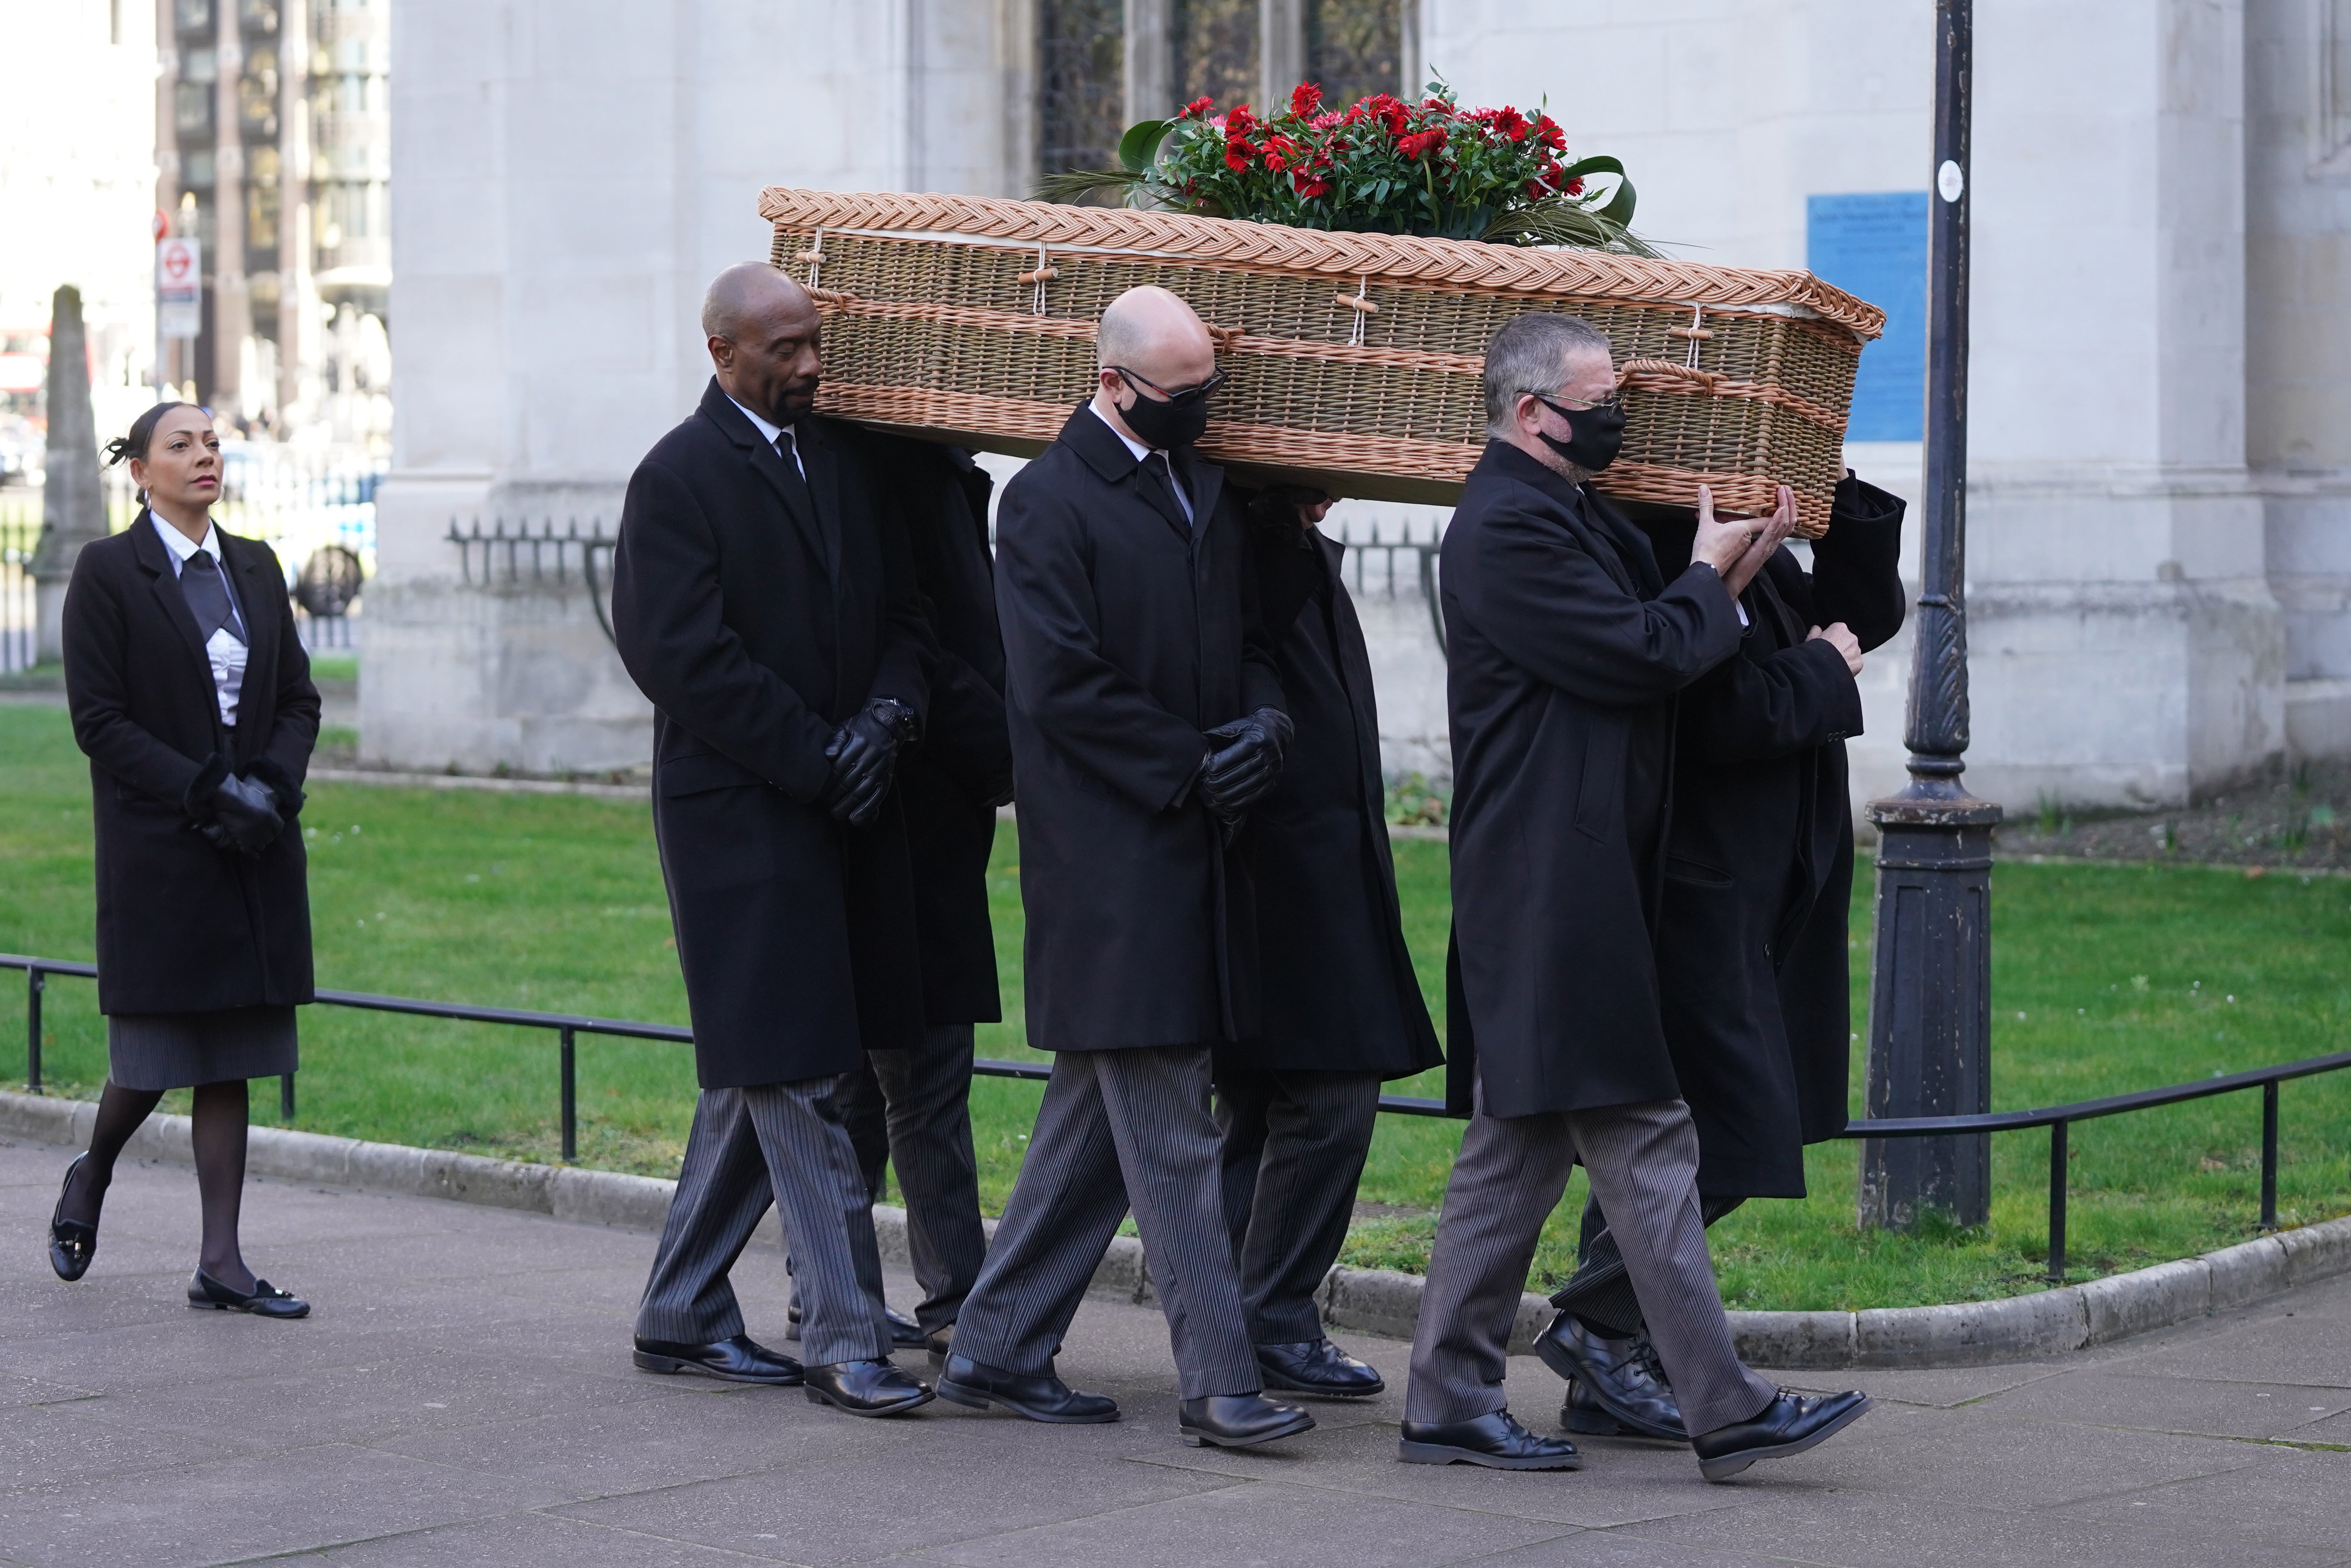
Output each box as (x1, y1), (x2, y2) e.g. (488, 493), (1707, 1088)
(1806, 192), (1928, 442)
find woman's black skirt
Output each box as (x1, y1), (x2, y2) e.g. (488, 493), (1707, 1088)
(106, 1005), (299, 1090)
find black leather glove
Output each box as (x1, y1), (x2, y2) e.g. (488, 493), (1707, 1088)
(821, 697), (919, 828)
(1197, 706), (1293, 821)
(201, 773), (284, 858)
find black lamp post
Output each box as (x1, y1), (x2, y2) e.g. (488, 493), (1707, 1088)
(1859, 0), (2001, 1231)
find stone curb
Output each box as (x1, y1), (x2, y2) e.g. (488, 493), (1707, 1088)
(4, 1087), (2341, 1366)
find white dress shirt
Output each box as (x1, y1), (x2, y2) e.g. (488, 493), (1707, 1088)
(151, 513), (248, 728)
(1089, 401), (1193, 525)
(727, 394), (807, 479)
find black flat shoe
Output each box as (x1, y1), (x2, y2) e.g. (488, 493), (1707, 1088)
(803, 1358), (933, 1417)
(1399, 1409), (1582, 1470)
(787, 1300), (929, 1350)
(1256, 1338), (1385, 1397)
(933, 1353), (1118, 1423)
(48, 1154), (97, 1283)
(1534, 1313), (1687, 1442)
(1693, 1388), (1871, 1482)
(633, 1333), (803, 1384)
(1178, 1393), (1315, 1449)
(187, 1269), (309, 1319)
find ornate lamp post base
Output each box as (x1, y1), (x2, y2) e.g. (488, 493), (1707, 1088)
(1860, 771), (2001, 1230)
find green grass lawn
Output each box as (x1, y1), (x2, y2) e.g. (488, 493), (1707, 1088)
(3, 701), (2346, 1309)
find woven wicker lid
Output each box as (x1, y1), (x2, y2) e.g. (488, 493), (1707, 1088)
(758, 187), (1886, 342)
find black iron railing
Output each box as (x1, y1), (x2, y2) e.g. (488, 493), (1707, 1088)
(6, 951), (2339, 1282)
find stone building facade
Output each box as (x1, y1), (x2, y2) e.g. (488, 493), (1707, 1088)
(373, 0), (2351, 814)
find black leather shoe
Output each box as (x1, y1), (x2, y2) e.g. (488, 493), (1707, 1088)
(1399, 1409), (1581, 1470)
(633, 1333), (804, 1385)
(803, 1358), (933, 1417)
(787, 1300), (929, 1350)
(48, 1154), (97, 1283)
(1534, 1313), (1687, 1441)
(933, 1353), (1118, 1423)
(1256, 1338), (1384, 1397)
(1693, 1388), (1872, 1482)
(923, 1324), (954, 1366)
(1178, 1393), (1315, 1449)
(187, 1270), (309, 1318)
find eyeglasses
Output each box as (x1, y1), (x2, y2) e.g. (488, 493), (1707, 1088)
(1532, 391), (1623, 417)
(1112, 366), (1229, 402)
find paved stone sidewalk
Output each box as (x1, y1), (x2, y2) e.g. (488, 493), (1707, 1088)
(3, 1133), (2348, 1567)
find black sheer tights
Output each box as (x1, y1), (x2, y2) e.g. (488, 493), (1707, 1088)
(58, 1079), (256, 1293)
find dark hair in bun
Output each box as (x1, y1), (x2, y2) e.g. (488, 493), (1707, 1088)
(102, 401), (210, 504)
(101, 401), (208, 468)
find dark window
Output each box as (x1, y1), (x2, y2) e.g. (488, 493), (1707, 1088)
(1175, 0), (1257, 113)
(1037, 0), (1124, 179)
(1306, 0), (1401, 111)
(176, 0), (212, 38)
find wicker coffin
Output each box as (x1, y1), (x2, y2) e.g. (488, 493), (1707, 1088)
(759, 188), (1885, 537)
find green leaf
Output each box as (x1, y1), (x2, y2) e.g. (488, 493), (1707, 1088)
(1557, 155), (1624, 180)
(1117, 119), (1172, 174)
(1596, 173), (1637, 227)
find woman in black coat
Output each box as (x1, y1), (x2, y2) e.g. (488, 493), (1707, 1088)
(47, 401), (319, 1318)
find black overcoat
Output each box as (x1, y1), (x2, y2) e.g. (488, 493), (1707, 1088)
(1638, 476), (1907, 1194)
(62, 516), (319, 1015)
(877, 437), (1010, 1026)
(1441, 442), (1742, 1118)
(995, 404), (1285, 1052)
(610, 381), (929, 1088)
(1238, 517), (1441, 1078)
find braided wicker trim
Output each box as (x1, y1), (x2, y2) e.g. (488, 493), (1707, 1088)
(811, 382), (1832, 538)
(758, 188), (1886, 341)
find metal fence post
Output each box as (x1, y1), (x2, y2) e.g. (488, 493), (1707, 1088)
(2046, 1120), (2068, 1285)
(560, 1026), (577, 1163)
(25, 965), (42, 1094)
(2260, 1080), (2279, 1231)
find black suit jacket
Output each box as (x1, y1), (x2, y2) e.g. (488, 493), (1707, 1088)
(1235, 513), (1441, 1078)
(62, 515), (319, 1014)
(1637, 475), (1907, 1193)
(1441, 442), (1742, 1117)
(610, 380), (929, 1087)
(995, 403), (1284, 1051)
(876, 437), (1010, 1025)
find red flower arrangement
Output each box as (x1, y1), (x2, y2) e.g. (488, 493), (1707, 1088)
(1040, 77), (1646, 252)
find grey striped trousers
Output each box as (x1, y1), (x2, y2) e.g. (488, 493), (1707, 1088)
(951, 1046), (1260, 1400)
(1404, 1093), (1777, 1437)
(635, 1079), (892, 1366)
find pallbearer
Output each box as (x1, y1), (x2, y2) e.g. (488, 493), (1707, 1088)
(935, 285), (1314, 1450)
(1216, 484), (1443, 1398)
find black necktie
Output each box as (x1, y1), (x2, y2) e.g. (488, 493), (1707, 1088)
(182, 550), (243, 645)
(773, 427), (836, 576)
(1143, 451), (1191, 530)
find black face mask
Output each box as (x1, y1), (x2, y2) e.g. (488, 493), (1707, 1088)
(1534, 395), (1626, 474)
(1118, 375), (1213, 451)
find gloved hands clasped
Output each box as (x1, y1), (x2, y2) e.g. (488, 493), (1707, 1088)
(198, 772), (285, 858)
(821, 697), (920, 828)
(1198, 706), (1293, 824)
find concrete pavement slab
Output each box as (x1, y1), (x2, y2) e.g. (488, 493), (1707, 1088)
(1968, 1369), (2351, 1440)
(913, 1478), (1577, 1568)
(1614, 1485), (2351, 1568)
(300, 1511), (765, 1566)
(2052, 1442), (2351, 1556)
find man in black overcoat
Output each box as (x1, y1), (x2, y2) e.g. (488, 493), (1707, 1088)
(934, 286), (1315, 1450)
(1215, 485), (1443, 1399)
(1541, 476), (1908, 1440)
(1400, 312), (1871, 1482)
(611, 264), (932, 1418)
(826, 438), (1009, 1357)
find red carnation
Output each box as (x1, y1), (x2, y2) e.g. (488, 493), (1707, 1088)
(1292, 171), (1330, 199)
(1227, 103), (1257, 135)
(1291, 82), (1322, 117)
(1183, 96), (1213, 118)
(1397, 128), (1448, 161)
(1310, 110), (1342, 130)
(1492, 106), (1528, 141)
